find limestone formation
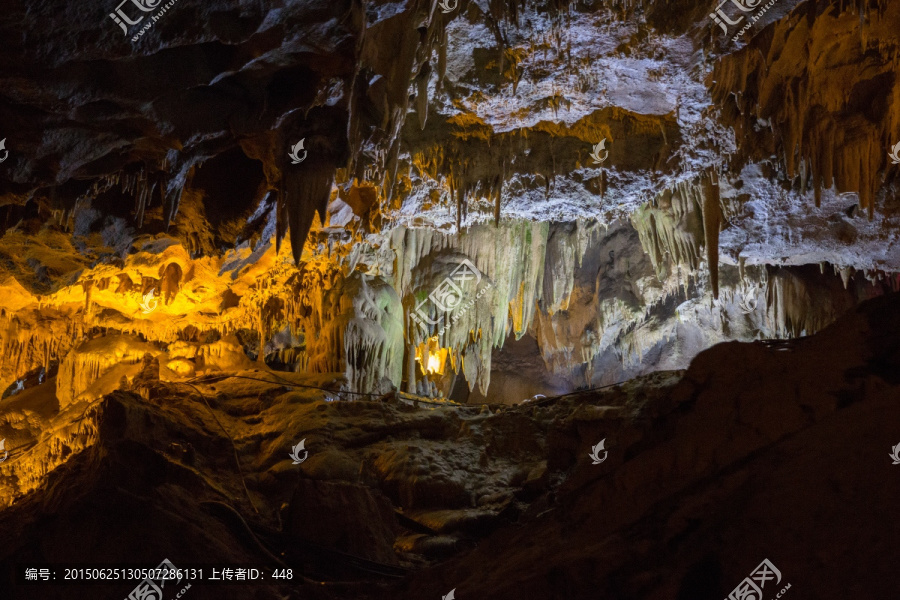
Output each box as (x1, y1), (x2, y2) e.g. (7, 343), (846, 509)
(0, 0), (899, 597)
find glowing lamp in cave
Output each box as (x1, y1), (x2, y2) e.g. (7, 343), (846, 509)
(426, 351), (442, 374)
(416, 337), (448, 376)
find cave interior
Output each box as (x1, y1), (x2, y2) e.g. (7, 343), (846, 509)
(1, 0), (899, 598)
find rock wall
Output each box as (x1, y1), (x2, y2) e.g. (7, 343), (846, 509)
(1, 212), (898, 404)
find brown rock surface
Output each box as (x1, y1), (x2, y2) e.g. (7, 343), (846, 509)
(0, 291), (898, 599)
(286, 478), (400, 565)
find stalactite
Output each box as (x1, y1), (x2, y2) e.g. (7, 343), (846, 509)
(436, 25), (447, 93)
(279, 166), (334, 265)
(710, 0), (900, 220)
(455, 187), (462, 231)
(415, 62), (431, 130)
(493, 174), (502, 226)
(165, 164), (195, 229)
(632, 171), (725, 301)
(701, 171), (722, 299)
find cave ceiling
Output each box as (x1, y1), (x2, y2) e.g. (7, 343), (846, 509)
(0, 0), (899, 399)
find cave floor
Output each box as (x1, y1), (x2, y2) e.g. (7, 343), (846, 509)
(1, 293), (900, 599)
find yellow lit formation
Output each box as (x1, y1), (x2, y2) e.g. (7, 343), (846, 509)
(415, 336), (448, 376)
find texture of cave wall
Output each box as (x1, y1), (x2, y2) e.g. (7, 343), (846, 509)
(0, 0), (899, 401)
(1, 2), (900, 598)
(3, 279), (900, 599)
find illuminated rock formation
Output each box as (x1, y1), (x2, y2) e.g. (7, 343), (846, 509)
(0, 0), (897, 404)
(1, 0), (900, 597)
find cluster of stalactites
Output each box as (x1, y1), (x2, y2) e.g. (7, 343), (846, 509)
(388, 220), (604, 394)
(0, 402), (101, 508)
(50, 159), (175, 234)
(631, 171), (722, 298)
(0, 310), (85, 395)
(710, 0), (900, 219)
